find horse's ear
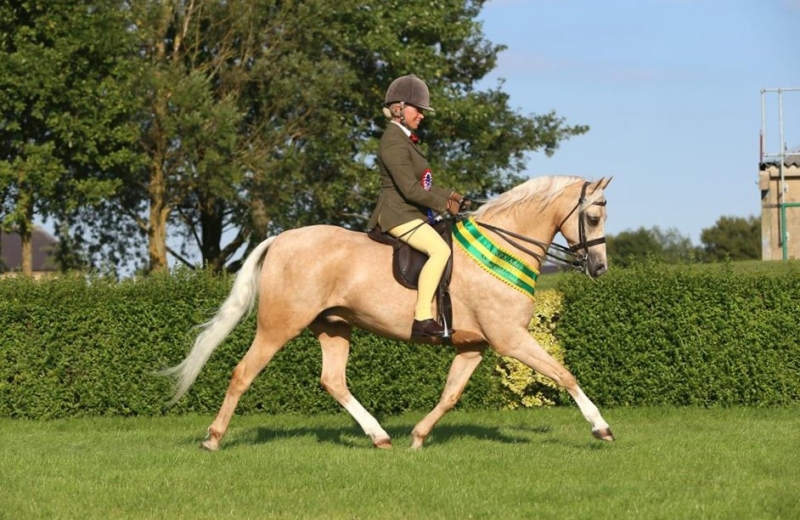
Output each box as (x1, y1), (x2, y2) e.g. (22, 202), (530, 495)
(587, 176), (612, 195)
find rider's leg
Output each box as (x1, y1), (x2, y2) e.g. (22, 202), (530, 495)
(389, 219), (450, 324)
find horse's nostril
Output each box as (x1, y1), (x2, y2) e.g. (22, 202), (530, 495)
(592, 264), (607, 278)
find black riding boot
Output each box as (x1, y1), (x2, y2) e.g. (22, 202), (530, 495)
(411, 318), (446, 338)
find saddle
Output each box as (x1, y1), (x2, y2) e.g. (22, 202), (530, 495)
(367, 220), (454, 334)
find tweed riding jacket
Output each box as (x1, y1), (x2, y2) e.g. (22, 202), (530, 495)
(368, 122), (451, 231)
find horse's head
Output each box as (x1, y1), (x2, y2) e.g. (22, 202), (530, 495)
(558, 177), (612, 279)
(468, 175), (612, 279)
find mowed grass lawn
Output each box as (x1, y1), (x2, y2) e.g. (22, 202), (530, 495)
(1, 407), (798, 519)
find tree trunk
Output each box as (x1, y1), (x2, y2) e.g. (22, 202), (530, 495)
(18, 177), (34, 277)
(200, 195), (222, 271)
(20, 223), (32, 277)
(148, 160), (169, 273)
(143, 0), (187, 275)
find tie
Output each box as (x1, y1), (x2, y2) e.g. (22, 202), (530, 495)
(409, 134), (420, 144)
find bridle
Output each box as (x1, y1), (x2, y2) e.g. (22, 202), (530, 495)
(469, 181), (607, 272)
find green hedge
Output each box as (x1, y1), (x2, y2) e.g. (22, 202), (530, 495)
(4, 259), (799, 419)
(0, 270), (508, 419)
(556, 260), (800, 407)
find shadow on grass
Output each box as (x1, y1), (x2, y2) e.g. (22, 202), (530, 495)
(215, 421), (554, 450)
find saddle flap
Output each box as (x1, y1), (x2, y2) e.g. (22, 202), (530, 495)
(366, 220), (455, 336)
(366, 220), (453, 290)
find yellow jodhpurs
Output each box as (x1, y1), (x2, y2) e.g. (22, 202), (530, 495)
(388, 219), (451, 321)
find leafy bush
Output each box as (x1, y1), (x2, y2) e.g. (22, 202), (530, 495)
(0, 269), (505, 419)
(556, 259), (800, 406)
(496, 290), (566, 408)
(5, 259), (798, 419)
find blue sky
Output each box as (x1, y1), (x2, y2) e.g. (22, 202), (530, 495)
(476, 0), (800, 243)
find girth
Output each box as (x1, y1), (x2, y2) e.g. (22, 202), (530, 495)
(366, 220), (454, 333)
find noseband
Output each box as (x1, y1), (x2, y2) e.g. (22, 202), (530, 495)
(473, 181), (606, 272)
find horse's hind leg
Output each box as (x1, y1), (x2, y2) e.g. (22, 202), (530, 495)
(411, 346), (486, 449)
(202, 329), (286, 451)
(498, 332), (615, 441)
(310, 320), (392, 449)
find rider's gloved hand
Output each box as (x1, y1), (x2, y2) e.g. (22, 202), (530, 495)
(445, 198), (460, 216)
(447, 191), (470, 213)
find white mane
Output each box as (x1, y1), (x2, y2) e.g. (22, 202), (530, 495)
(471, 175), (601, 218)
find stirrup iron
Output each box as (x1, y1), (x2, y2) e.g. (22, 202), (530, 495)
(440, 313), (452, 340)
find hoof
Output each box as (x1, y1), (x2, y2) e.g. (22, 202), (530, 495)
(201, 438), (219, 452)
(592, 427), (616, 442)
(374, 437), (393, 450)
(410, 434), (425, 450)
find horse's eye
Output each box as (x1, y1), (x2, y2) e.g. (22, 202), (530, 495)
(587, 215), (600, 226)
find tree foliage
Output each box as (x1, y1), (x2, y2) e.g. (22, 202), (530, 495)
(700, 215), (761, 261)
(607, 226), (699, 267)
(607, 218), (762, 268)
(0, 0), (142, 275)
(93, 0), (589, 274)
(3, 1), (589, 275)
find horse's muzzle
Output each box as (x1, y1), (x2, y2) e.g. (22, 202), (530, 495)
(584, 253), (607, 279)
(589, 262), (607, 278)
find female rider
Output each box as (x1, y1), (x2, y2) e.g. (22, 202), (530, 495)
(367, 74), (465, 339)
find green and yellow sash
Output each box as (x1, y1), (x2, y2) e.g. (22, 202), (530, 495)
(453, 217), (539, 300)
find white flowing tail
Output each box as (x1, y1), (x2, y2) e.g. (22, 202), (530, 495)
(162, 237), (275, 405)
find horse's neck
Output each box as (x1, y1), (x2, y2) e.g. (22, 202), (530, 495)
(479, 202), (559, 264)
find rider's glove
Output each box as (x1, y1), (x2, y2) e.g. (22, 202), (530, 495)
(445, 198), (460, 216)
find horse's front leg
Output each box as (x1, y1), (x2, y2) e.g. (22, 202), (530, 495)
(411, 346), (487, 449)
(497, 332), (615, 441)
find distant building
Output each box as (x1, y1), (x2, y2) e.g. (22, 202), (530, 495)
(759, 87), (800, 261)
(0, 227), (59, 277)
(759, 153), (800, 260)
(761, 154), (800, 260)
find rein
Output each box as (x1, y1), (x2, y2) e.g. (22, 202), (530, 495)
(472, 222), (584, 270)
(466, 181), (607, 272)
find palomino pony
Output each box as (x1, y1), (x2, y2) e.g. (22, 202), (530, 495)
(164, 175), (615, 450)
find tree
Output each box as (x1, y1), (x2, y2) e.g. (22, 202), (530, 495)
(700, 215), (761, 261)
(96, 0), (371, 273)
(222, 1), (587, 272)
(16, 1), (588, 274)
(0, 0), (141, 275)
(607, 226), (699, 267)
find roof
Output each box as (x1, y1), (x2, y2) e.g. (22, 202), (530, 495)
(760, 152), (800, 168)
(0, 227), (59, 273)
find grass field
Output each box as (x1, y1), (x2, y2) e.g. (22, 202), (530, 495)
(2, 407), (798, 519)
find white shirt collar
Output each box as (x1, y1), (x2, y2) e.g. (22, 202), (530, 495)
(390, 120), (411, 137)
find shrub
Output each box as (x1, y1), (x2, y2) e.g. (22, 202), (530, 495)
(555, 259), (800, 407)
(497, 290), (565, 408)
(5, 259), (797, 419)
(0, 269), (505, 419)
